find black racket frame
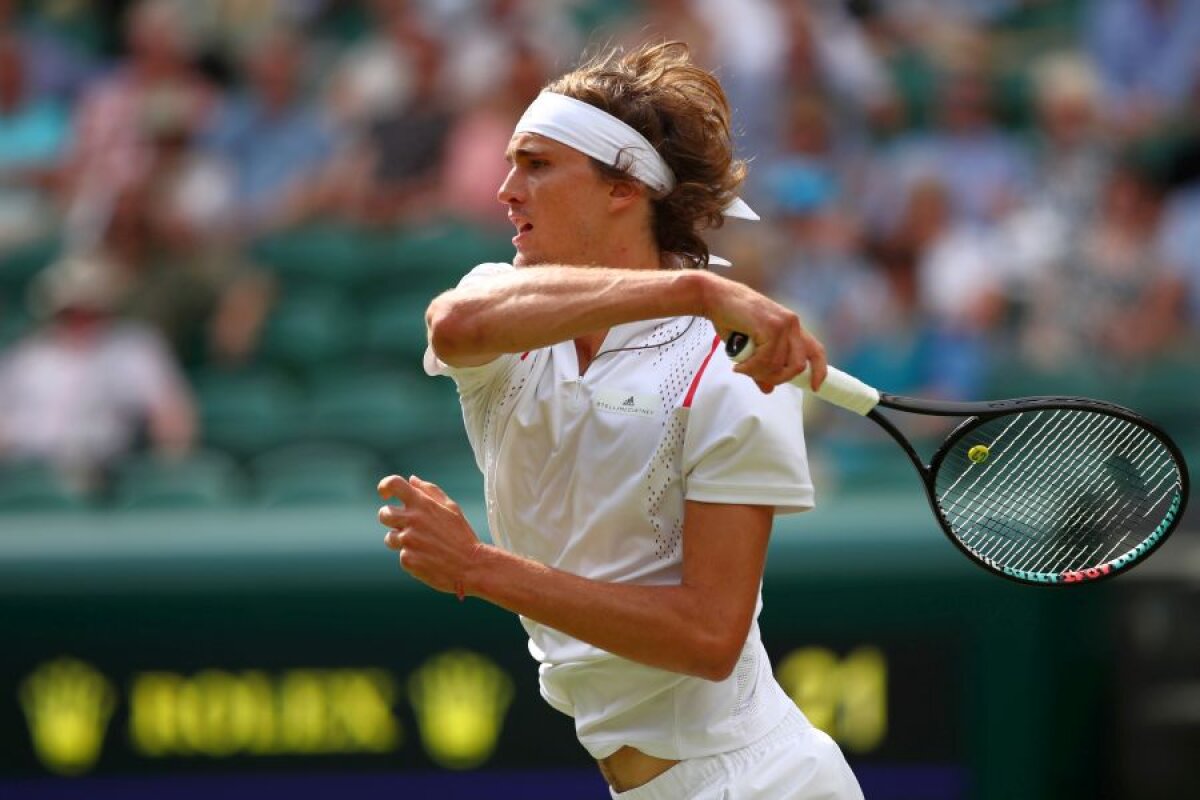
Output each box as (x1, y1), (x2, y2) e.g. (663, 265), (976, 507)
(867, 393), (1191, 586)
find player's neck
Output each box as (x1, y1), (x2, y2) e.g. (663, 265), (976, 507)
(573, 330), (608, 376)
(590, 227), (660, 271)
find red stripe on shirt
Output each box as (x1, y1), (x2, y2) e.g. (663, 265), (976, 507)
(520, 351), (530, 361)
(683, 335), (722, 408)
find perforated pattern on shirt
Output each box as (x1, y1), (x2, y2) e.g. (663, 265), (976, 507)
(478, 355), (531, 525)
(645, 318), (714, 562)
(731, 646), (759, 719)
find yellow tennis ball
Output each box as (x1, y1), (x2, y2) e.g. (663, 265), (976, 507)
(968, 444), (990, 464)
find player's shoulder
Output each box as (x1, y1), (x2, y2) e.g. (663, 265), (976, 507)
(458, 262), (516, 283)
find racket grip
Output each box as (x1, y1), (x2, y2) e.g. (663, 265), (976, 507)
(725, 332), (881, 415)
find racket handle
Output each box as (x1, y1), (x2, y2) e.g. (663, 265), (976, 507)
(725, 332), (881, 416)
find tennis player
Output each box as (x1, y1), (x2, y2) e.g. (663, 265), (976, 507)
(379, 41), (863, 798)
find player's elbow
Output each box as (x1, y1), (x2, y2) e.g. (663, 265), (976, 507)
(688, 628), (747, 682)
(426, 294), (483, 363)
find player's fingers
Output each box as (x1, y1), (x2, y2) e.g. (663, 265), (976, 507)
(733, 337), (783, 379)
(377, 474), (419, 505)
(378, 503), (411, 528)
(806, 335), (828, 390)
(383, 528), (404, 550)
(750, 335), (803, 389)
(410, 475), (456, 508)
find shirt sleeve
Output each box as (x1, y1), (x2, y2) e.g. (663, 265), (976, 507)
(423, 262), (521, 394)
(681, 364), (815, 515)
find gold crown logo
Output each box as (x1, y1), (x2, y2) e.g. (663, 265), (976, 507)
(408, 650), (513, 769)
(19, 657), (116, 775)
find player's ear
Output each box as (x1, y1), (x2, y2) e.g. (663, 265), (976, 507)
(608, 178), (645, 212)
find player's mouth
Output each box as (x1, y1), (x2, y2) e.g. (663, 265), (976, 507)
(512, 222), (533, 247)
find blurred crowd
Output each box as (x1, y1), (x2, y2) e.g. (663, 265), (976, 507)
(0, 0), (1197, 504)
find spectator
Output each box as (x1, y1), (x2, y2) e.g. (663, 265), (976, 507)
(1085, 0), (1200, 137)
(329, 32), (453, 226)
(325, 0), (437, 130)
(62, 0), (216, 240)
(678, 0), (789, 163)
(764, 156), (892, 371)
(435, 0), (578, 106)
(0, 0), (99, 103)
(201, 27), (335, 237)
(994, 52), (1115, 308)
(439, 39), (547, 229)
(92, 182), (274, 368)
(868, 66), (1034, 233)
(879, 177), (1004, 399)
(1022, 162), (1188, 367)
(1027, 52), (1114, 228)
(0, 34), (71, 249)
(777, 1), (895, 125)
(1158, 177), (1200, 328)
(0, 254), (195, 493)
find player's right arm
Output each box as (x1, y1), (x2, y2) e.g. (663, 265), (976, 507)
(426, 265), (826, 391)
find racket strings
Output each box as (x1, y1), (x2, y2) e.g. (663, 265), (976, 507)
(1004, 429), (1171, 573)
(941, 410), (1100, 543)
(1038, 434), (1176, 571)
(933, 409), (1181, 577)
(961, 419), (1168, 571)
(964, 414), (1145, 564)
(944, 411), (1130, 542)
(951, 419), (1176, 574)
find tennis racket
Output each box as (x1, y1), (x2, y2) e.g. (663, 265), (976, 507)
(726, 333), (1190, 585)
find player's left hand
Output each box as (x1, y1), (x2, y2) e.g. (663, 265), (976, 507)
(378, 475), (484, 598)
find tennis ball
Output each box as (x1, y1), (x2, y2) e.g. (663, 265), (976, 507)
(968, 444), (990, 464)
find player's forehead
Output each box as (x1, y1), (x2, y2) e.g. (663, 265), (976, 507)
(504, 132), (584, 163)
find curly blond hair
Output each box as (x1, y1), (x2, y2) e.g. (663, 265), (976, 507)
(545, 41), (747, 269)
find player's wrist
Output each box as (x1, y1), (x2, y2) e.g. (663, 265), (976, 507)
(459, 542), (494, 601)
(688, 268), (721, 321)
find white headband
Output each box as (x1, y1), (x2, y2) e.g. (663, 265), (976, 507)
(514, 91), (759, 222)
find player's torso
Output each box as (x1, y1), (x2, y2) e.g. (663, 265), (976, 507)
(484, 316), (719, 582)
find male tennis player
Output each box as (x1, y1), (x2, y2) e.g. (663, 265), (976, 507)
(379, 42), (862, 798)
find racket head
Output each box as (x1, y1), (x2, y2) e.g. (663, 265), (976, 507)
(922, 400), (1189, 586)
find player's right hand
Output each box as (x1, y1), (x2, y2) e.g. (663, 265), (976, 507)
(704, 276), (826, 393)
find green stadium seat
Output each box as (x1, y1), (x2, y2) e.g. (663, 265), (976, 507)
(0, 461), (89, 512)
(192, 368), (305, 458)
(112, 449), (245, 510)
(1122, 357), (1200, 428)
(256, 288), (359, 371)
(395, 434), (482, 504)
(362, 293), (431, 367)
(250, 225), (377, 289)
(303, 367), (461, 453)
(249, 441), (384, 507)
(366, 219), (512, 298)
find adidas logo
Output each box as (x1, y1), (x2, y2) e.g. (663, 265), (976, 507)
(594, 388), (661, 417)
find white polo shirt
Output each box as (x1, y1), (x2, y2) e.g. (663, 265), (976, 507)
(425, 262), (814, 761)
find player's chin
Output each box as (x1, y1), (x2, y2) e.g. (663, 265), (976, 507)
(513, 250), (547, 268)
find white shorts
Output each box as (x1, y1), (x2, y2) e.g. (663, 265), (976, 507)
(609, 706), (863, 800)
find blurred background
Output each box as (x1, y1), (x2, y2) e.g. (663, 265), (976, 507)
(0, 0), (1197, 798)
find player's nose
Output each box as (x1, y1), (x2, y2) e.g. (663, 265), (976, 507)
(497, 166), (525, 206)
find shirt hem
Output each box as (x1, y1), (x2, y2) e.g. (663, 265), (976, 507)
(685, 482), (815, 514)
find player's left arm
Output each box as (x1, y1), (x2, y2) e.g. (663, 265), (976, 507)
(379, 475), (770, 682)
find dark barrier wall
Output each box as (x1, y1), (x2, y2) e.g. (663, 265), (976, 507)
(0, 495), (1189, 800)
